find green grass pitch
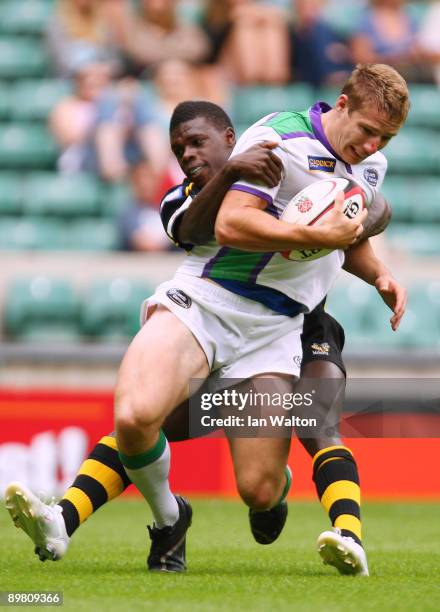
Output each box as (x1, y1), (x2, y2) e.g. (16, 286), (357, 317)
(1, 498), (439, 612)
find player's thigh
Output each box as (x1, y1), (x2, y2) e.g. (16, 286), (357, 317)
(229, 436), (291, 486)
(115, 305), (209, 423)
(296, 360), (345, 456)
(228, 374), (293, 485)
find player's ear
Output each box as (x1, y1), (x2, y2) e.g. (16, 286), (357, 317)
(225, 127), (236, 147)
(335, 94), (349, 112)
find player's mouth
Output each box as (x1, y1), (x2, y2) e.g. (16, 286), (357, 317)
(349, 146), (363, 162)
(187, 165), (205, 178)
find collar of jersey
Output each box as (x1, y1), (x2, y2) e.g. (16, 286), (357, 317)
(309, 101), (352, 173)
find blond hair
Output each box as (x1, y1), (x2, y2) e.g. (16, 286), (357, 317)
(341, 63), (410, 125)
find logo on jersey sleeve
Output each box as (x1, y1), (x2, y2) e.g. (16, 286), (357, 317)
(364, 168), (379, 186)
(311, 342), (330, 356)
(166, 288), (192, 308)
(308, 156), (336, 173)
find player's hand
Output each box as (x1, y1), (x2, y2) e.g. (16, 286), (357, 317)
(227, 142), (283, 188)
(375, 274), (407, 331)
(315, 191), (368, 249)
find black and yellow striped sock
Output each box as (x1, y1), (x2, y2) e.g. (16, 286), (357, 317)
(312, 445), (362, 546)
(58, 435), (132, 536)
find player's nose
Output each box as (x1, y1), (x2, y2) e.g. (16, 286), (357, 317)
(182, 146), (195, 162)
(364, 137), (380, 155)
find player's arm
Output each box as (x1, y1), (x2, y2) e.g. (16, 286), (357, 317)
(215, 190), (367, 252)
(177, 143), (283, 244)
(355, 192), (392, 242)
(343, 238), (407, 331)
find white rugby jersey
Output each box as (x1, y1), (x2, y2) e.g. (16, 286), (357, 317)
(160, 102), (388, 316)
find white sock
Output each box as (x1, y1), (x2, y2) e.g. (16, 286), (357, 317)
(120, 433), (179, 528)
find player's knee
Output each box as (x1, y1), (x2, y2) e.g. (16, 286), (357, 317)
(237, 474), (279, 510)
(114, 387), (157, 434)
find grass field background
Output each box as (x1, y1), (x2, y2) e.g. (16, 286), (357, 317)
(1, 498), (439, 611)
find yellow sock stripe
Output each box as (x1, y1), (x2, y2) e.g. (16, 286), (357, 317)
(62, 487), (94, 524)
(78, 459), (125, 500)
(317, 456), (340, 471)
(98, 436), (118, 450)
(320, 480), (361, 512)
(334, 514), (362, 541)
(312, 445), (352, 466)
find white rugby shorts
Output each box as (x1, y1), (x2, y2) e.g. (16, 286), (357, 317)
(140, 273), (303, 382)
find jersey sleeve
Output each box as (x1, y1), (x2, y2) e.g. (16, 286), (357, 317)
(360, 152), (388, 205)
(227, 124), (288, 210)
(159, 182), (194, 249)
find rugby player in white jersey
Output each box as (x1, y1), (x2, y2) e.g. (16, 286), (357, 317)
(6, 64), (410, 573)
(211, 64), (409, 576)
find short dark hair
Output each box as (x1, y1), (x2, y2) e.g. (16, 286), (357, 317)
(169, 100), (234, 134)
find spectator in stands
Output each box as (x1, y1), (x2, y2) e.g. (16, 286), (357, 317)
(49, 53), (113, 174)
(46, 0), (124, 77)
(150, 59), (200, 127)
(350, 0), (431, 82)
(93, 58), (204, 186)
(201, 0), (291, 85)
(289, 0), (353, 88)
(109, 0), (210, 77)
(93, 78), (169, 183)
(417, 1), (440, 87)
(117, 159), (172, 252)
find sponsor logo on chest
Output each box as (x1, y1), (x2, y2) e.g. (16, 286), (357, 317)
(308, 156), (336, 173)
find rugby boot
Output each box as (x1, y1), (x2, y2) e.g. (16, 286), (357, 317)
(147, 495), (192, 572)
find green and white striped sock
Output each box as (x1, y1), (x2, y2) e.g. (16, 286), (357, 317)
(119, 431), (178, 527)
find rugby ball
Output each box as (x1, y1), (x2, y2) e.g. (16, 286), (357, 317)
(280, 177), (366, 261)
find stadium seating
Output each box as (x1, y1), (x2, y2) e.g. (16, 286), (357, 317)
(317, 86), (339, 106)
(0, 82), (12, 120)
(100, 182), (131, 219)
(387, 223), (440, 257)
(0, 217), (65, 250)
(321, 1), (364, 37)
(80, 278), (154, 341)
(0, 37), (48, 78)
(382, 176), (440, 223)
(0, 0), (53, 36)
(232, 84), (314, 126)
(0, 124), (57, 168)
(385, 127), (440, 175)
(0, 172), (23, 215)
(4, 276), (80, 342)
(66, 219), (120, 251)
(22, 173), (102, 217)
(327, 278), (440, 350)
(10, 79), (71, 122)
(405, 84), (440, 129)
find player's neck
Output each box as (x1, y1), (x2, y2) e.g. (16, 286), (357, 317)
(320, 109), (338, 152)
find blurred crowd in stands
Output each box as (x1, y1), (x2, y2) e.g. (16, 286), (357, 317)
(45, 0), (440, 252)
